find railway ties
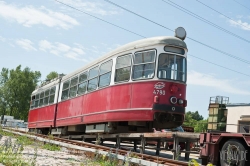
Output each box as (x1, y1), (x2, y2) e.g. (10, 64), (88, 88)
(65, 132), (200, 161)
(4, 128), (197, 166)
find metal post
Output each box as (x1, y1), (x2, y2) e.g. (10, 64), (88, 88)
(133, 140), (137, 152)
(96, 135), (100, 145)
(172, 134), (179, 160)
(156, 139), (161, 155)
(81, 136), (85, 142)
(172, 135), (176, 160)
(185, 140), (190, 160)
(116, 135), (120, 149)
(140, 135), (145, 154)
(100, 138), (103, 145)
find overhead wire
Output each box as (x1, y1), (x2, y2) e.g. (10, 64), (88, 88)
(189, 54), (250, 77)
(54, 0), (146, 38)
(195, 0), (250, 30)
(104, 0), (250, 65)
(54, 0), (250, 78)
(162, 0), (250, 44)
(232, 0), (250, 12)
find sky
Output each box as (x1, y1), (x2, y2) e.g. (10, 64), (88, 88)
(0, 0), (250, 119)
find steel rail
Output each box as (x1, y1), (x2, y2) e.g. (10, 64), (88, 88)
(4, 128), (189, 166)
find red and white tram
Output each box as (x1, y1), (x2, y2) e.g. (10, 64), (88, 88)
(28, 27), (188, 135)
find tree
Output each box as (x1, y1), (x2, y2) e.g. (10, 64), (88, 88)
(194, 119), (208, 133)
(0, 68), (10, 121)
(183, 114), (197, 127)
(184, 111), (207, 133)
(0, 65), (41, 121)
(186, 111), (204, 121)
(45, 71), (58, 81)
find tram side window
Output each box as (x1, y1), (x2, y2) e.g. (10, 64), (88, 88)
(88, 66), (99, 92)
(49, 86), (56, 104)
(30, 95), (35, 109)
(61, 80), (70, 100)
(78, 72), (88, 95)
(39, 92), (44, 107)
(43, 89), (50, 105)
(69, 76), (78, 98)
(115, 54), (131, 82)
(158, 54), (186, 82)
(132, 50), (156, 80)
(99, 60), (112, 87)
(34, 94), (39, 108)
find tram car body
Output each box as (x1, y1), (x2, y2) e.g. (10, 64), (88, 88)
(28, 28), (188, 134)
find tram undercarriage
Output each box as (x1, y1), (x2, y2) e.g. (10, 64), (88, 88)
(30, 112), (183, 136)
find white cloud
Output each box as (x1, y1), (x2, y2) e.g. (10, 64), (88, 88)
(228, 19), (250, 31)
(58, 0), (118, 16)
(38, 40), (86, 61)
(72, 48), (84, 54)
(0, 1), (79, 29)
(55, 42), (71, 52)
(50, 50), (60, 56)
(39, 40), (53, 51)
(0, 36), (5, 42)
(187, 71), (250, 95)
(73, 43), (85, 49)
(65, 52), (88, 62)
(65, 52), (79, 59)
(16, 39), (37, 51)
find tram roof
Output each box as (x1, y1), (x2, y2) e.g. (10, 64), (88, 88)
(61, 36), (187, 81)
(33, 36), (187, 92)
(33, 78), (60, 94)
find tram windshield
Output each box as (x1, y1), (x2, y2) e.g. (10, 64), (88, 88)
(157, 53), (186, 82)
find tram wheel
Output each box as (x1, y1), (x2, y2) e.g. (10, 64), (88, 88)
(220, 139), (249, 166)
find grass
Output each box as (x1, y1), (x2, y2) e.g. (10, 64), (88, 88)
(0, 128), (138, 166)
(89, 148), (140, 166)
(0, 127), (38, 166)
(16, 135), (34, 145)
(0, 136), (29, 166)
(90, 153), (120, 166)
(188, 159), (214, 166)
(42, 143), (61, 151)
(0, 130), (15, 137)
(0, 128), (35, 146)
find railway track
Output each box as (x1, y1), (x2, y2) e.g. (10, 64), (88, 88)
(3, 128), (189, 166)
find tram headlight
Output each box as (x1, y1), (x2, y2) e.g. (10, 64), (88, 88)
(170, 97), (177, 104)
(175, 27), (186, 40)
(178, 99), (184, 105)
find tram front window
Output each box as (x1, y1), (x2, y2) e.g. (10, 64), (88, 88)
(158, 54), (186, 82)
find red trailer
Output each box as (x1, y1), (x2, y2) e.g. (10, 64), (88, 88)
(200, 132), (250, 166)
